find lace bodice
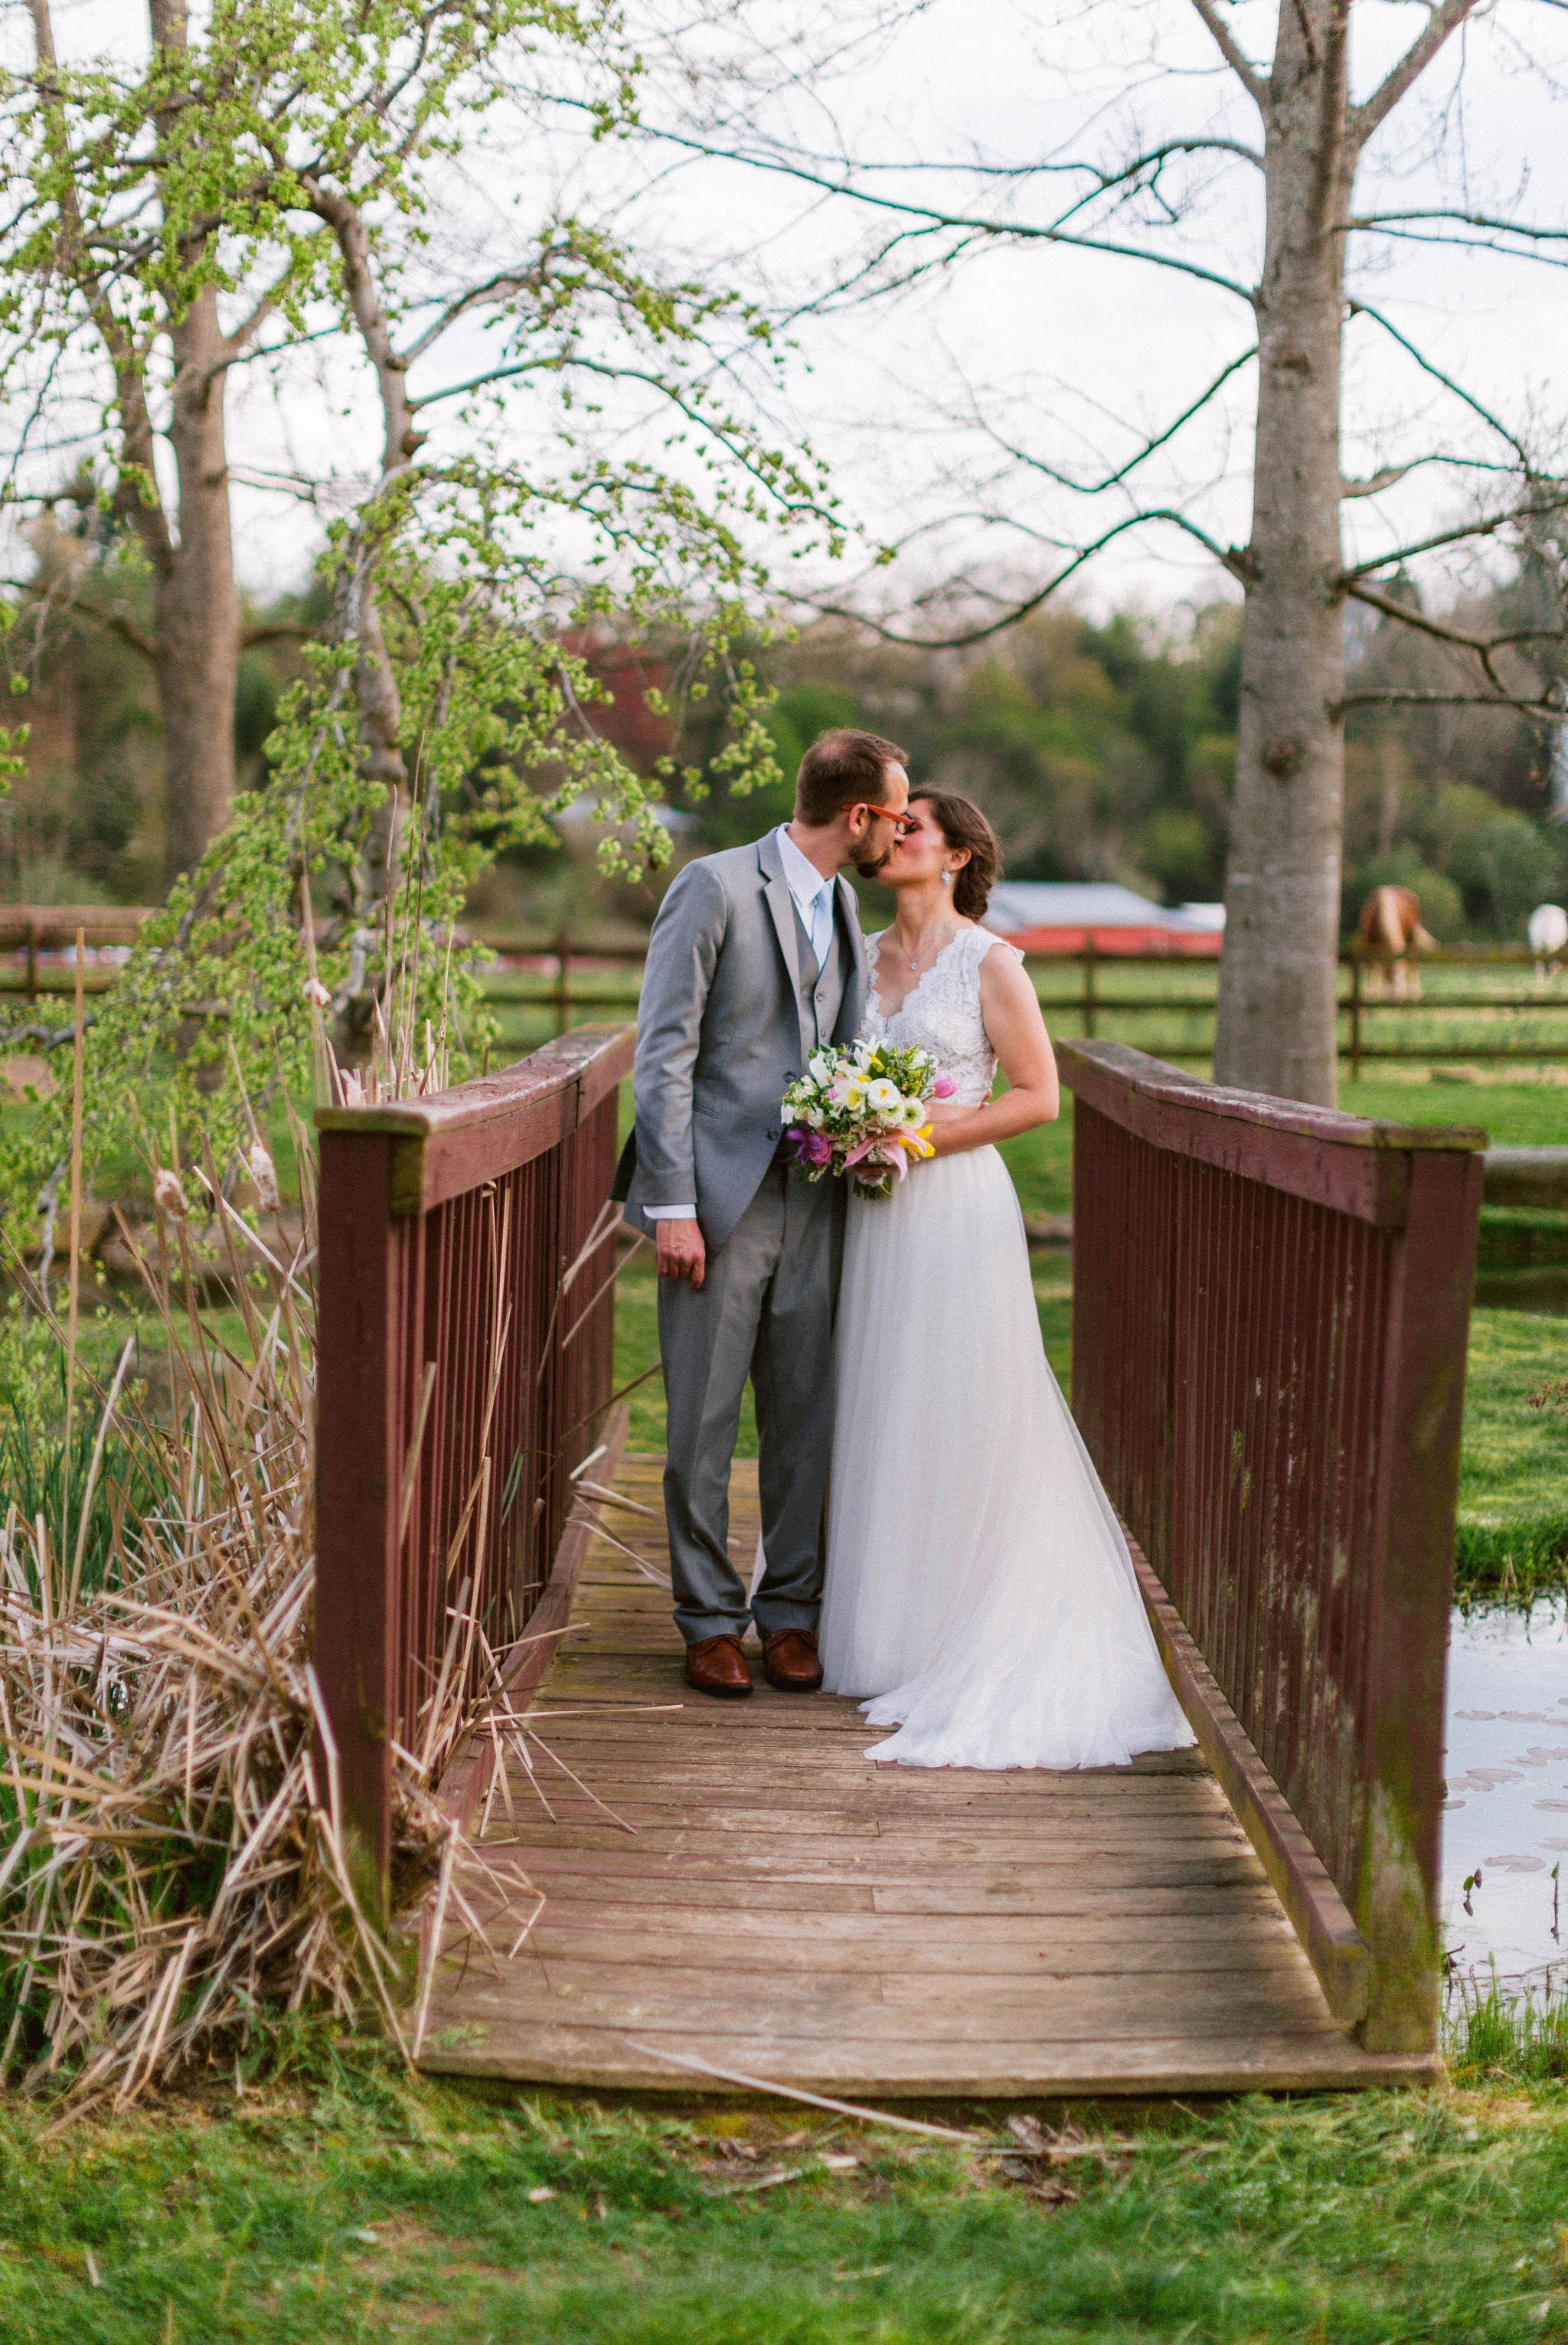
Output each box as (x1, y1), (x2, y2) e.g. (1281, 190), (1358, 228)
(861, 925), (1020, 1106)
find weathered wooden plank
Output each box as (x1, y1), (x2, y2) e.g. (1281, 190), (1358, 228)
(520, 1885), (1293, 1942)
(445, 1974), (1341, 2041)
(520, 1921), (1308, 1972)
(418, 2023), (1440, 2096)
(512, 1867), (1278, 1919)
(480, 1819), (1256, 1876)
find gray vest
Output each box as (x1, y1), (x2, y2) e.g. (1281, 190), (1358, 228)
(792, 898), (851, 1054)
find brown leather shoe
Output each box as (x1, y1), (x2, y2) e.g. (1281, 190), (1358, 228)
(762, 1628), (824, 1691)
(685, 1633), (753, 1698)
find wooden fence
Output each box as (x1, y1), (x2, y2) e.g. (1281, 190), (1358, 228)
(8, 909), (1568, 1069)
(483, 932), (1568, 1067)
(1060, 1039), (1485, 2053)
(313, 1022), (635, 1902)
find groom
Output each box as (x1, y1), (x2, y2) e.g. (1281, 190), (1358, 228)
(612, 730), (910, 1697)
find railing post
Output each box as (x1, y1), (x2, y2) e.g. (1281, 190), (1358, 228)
(1359, 1143), (1484, 2050)
(1347, 949), (1362, 1083)
(25, 917), (38, 1003)
(1081, 936), (1097, 1040)
(314, 1128), (403, 1913)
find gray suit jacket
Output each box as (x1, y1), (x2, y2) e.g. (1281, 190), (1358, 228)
(613, 831), (870, 1251)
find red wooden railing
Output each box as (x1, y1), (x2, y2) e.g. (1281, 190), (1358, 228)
(1060, 1040), (1485, 2053)
(313, 1023), (635, 1899)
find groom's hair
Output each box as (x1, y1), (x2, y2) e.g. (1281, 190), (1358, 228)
(794, 729), (907, 828)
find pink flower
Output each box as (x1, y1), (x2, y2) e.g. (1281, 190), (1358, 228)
(931, 1075), (958, 1099)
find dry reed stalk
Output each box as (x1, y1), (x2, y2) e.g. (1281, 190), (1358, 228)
(61, 932), (85, 1570)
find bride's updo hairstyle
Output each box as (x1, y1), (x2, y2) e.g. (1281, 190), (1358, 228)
(910, 787), (1001, 923)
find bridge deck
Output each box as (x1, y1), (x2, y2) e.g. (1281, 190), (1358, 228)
(418, 1453), (1438, 2100)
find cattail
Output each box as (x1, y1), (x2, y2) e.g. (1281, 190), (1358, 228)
(153, 1167), (190, 1221)
(247, 1141), (279, 1210)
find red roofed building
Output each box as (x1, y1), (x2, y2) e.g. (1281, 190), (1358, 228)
(984, 883), (1224, 956)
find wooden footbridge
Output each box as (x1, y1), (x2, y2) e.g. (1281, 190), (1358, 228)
(315, 1023), (1485, 2101)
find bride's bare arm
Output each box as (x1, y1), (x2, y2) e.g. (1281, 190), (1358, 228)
(923, 949), (1060, 1158)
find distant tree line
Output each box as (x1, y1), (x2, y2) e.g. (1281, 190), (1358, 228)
(674, 577), (1566, 946)
(8, 534), (1563, 949)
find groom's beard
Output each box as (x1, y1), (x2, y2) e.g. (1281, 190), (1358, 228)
(848, 838), (892, 877)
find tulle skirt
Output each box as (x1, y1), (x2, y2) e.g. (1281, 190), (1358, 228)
(818, 1144), (1195, 1770)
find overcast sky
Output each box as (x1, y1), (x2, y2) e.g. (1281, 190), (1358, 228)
(18, 0), (1568, 635)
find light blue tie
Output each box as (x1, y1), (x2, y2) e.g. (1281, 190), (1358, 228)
(809, 882), (834, 974)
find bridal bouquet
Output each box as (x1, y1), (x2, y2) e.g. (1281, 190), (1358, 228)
(781, 1041), (957, 1200)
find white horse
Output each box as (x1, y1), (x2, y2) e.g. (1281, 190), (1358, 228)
(1529, 903), (1568, 986)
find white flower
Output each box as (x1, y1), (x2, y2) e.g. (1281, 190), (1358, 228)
(901, 1096), (928, 1127)
(303, 976), (332, 1010)
(153, 1168), (189, 1222)
(808, 1051), (835, 1087)
(804, 1106), (826, 1130)
(864, 1078), (902, 1116)
(247, 1141), (279, 1210)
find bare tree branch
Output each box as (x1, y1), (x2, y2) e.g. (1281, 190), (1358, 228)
(1344, 685), (1563, 715)
(810, 508), (1250, 650)
(1349, 207), (1568, 246)
(1340, 495), (1568, 583)
(1189, 0), (1270, 103)
(602, 133), (1260, 305)
(1353, 0), (1483, 150)
(240, 619), (312, 650)
(1346, 578), (1564, 697)
(981, 344), (1257, 498)
(1349, 299), (1531, 468)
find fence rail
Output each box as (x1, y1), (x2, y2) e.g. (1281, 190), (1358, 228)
(8, 908), (1568, 1068)
(1059, 1039), (1485, 2053)
(312, 1021), (635, 1901)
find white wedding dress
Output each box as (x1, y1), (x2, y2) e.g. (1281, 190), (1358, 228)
(817, 926), (1195, 1770)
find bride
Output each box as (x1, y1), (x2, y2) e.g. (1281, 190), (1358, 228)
(818, 787), (1195, 1771)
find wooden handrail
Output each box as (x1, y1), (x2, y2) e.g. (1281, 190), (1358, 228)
(1060, 1038), (1485, 2054)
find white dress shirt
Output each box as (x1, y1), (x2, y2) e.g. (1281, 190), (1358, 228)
(645, 827), (838, 1223)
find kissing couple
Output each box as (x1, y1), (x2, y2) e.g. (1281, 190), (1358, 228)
(612, 729), (1192, 1769)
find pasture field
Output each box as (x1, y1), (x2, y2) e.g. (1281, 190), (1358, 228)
(484, 952), (1568, 1079)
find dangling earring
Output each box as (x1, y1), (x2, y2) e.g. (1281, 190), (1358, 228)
(941, 870), (952, 888)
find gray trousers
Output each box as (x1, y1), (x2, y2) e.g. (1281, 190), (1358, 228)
(658, 1164), (841, 1644)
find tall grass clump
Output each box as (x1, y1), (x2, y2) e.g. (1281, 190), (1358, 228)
(0, 1046), (537, 2118)
(1446, 1963), (1568, 2082)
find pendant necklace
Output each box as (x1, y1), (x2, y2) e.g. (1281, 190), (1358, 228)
(902, 923), (956, 974)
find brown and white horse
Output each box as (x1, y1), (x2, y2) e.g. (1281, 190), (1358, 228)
(1357, 886), (1436, 1001)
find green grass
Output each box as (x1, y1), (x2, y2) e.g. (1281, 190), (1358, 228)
(1455, 1308), (1568, 1590)
(8, 2057), (1568, 2340)
(1344, 1077), (1568, 1146)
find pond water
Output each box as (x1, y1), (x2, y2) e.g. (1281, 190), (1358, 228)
(1443, 1596), (1568, 1987)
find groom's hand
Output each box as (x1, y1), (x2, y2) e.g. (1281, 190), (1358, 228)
(655, 1217), (706, 1289)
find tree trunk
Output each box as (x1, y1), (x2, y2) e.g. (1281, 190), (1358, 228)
(1214, 2), (1353, 1107)
(145, 0), (239, 883)
(156, 281), (240, 882)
